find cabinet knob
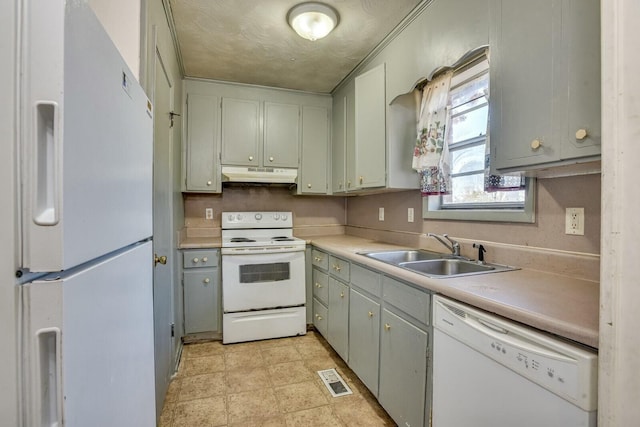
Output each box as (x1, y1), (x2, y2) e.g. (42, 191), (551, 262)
(202, 257), (208, 262)
(316, 314), (323, 320)
(249, 155), (254, 161)
(368, 311), (374, 318)
(340, 292), (344, 298)
(333, 265), (341, 272)
(530, 139), (542, 150)
(203, 278), (210, 284)
(575, 129), (588, 140)
(315, 283), (322, 288)
(307, 183), (312, 188)
(347, 181), (351, 188)
(384, 323), (391, 331)
(192, 257), (199, 263)
(206, 180), (212, 186)
(359, 176), (364, 184)
(269, 156), (274, 162)
(339, 182), (343, 189)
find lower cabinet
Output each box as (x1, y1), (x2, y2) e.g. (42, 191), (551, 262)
(327, 277), (349, 361)
(182, 249), (221, 334)
(379, 309), (429, 427)
(348, 288), (381, 396)
(313, 297), (328, 337)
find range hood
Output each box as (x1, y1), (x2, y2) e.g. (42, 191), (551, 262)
(221, 166), (298, 184)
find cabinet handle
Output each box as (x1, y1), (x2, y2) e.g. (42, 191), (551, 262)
(316, 315), (323, 320)
(368, 311), (374, 318)
(384, 323), (391, 331)
(340, 292), (344, 298)
(203, 278), (210, 284)
(347, 181), (351, 188)
(359, 176), (363, 184)
(575, 129), (588, 140)
(269, 156), (274, 162)
(249, 155), (254, 161)
(333, 265), (341, 272)
(206, 180), (212, 186)
(192, 257), (199, 263)
(202, 257), (208, 263)
(530, 139), (542, 150)
(307, 183), (312, 188)
(339, 182), (343, 189)
(315, 283), (322, 288)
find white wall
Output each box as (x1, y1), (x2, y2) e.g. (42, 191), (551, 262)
(89, 0), (141, 78)
(599, 0), (640, 425)
(0, 0), (19, 425)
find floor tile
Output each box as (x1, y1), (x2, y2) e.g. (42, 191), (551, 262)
(261, 345), (302, 365)
(164, 377), (181, 403)
(268, 360), (314, 386)
(227, 388), (280, 424)
(181, 354), (225, 376)
(222, 340), (263, 353)
(274, 380), (329, 413)
(182, 341), (225, 358)
(295, 339), (334, 359)
(228, 415), (288, 427)
(332, 396), (396, 426)
(224, 349), (265, 370)
(284, 405), (344, 426)
(226, 366), (271, 393)
(178, 372), (226, 401)
(172, 396), (227, 427)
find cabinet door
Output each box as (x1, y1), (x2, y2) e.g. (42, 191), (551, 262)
(562, 0), (601, 159)
(379, 309), (428, 427)
(327, 278), (349, 361)
(221, 98), (260, 166)
(300, 105), (328, 194)
(183, 269), (220, 333)
(490, 0), (562, 170)
(348, 288), (380, 396)
(332, 92), (347, 193)
(344, 81), (357, 191)
(185, 94), (219, 192)
(264, 102), (299, 167)
(354, 63), (386, 189)
(313, 298), (328, 338)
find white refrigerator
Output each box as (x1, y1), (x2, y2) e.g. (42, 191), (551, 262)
(18, 1), (156, 426)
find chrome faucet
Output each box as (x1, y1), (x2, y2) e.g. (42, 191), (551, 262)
(427, 233), (461, 257)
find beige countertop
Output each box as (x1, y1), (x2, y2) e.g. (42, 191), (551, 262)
(310, 235), (599, 349)
(178, 233), (599, 348)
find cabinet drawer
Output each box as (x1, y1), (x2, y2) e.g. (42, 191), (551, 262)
(383, 276), (430, 326)
(311, 249), (329, 271)
(329, 255), (350, 282)
(350, 264), (382, 297)
(312, 268), (329, 305)
(183, 250), (219, 268)
(313, 298), (328, 338)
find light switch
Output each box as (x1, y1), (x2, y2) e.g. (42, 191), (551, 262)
(378, 207), (384, 221)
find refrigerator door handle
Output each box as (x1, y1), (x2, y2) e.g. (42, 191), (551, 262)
(33, 102), (61, 226)
(35, 327), (62, 427)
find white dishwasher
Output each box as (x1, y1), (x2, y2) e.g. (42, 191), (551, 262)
(432, 295), (597, 427)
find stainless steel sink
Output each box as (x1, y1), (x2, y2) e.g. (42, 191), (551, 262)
(359, 249), (516, 278)
(359, 249), (448, 265)
(399, 259), (497, 277)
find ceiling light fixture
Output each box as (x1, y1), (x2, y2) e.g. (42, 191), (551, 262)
(287, 2), (339, 41)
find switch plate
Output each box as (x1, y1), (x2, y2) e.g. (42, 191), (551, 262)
(408, 208), (414, 223)
(565, 207), (584, 235)
(378, 207), (385, 221)
(205, 208), (213, 220)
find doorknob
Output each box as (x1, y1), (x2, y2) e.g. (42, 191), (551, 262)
(154, 253), (167, 266)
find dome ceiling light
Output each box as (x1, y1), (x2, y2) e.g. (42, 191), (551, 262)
(287, 2), (339, 41)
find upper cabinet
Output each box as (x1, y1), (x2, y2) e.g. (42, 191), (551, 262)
(184, 93), (220, 193)
(489, 0), (601, 173)
(297, 105), (329, 194)
(221, 99), (300, 168)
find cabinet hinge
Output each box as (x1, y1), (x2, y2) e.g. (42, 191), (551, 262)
(429, 408), (433, 427)
(171, 323), (175, 337)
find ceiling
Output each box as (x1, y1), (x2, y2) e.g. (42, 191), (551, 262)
(168, 0), (424, 93)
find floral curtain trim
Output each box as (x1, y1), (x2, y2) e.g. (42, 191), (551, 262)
(413, 72), (453, 195)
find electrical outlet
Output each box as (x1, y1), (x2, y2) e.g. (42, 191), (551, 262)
(378, 207), (385, 221)
(565, 207), (584, 235)
(408, 208), (414, 223)
(205, 208), (213, 220)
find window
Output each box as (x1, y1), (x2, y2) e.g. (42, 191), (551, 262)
(422, 55), (535, 223)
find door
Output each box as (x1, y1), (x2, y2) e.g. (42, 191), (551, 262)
(152, 42), (174, 417)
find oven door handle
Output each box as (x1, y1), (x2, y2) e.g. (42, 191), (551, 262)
(221, 247), (305, 255)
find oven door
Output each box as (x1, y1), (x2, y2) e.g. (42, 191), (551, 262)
(222, 250), (305, 312)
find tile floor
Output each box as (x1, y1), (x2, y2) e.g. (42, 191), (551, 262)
(159, 331), (396, 427)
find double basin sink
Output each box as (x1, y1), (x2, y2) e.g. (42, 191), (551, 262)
(360, 249), (516, 278)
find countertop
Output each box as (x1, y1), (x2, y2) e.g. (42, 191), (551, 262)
(310, 235), (599, 349)
(178, 233), (599, 348)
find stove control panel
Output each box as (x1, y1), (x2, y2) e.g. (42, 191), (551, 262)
(222, 211), (293, 229)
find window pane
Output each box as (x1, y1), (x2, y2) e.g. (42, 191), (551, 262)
(449, 72), (489, 108)
(443, 173), (526, 205)
(450, 105), (488, 143)
(451, 144), (485, 174)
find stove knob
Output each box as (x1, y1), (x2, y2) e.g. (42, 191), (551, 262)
(255, 213), (262, 220)
(236, 214), (243, 221)
(274, 213), (280, 220)
(281, 214), (288, 221)
(227, 214), (234, 221)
